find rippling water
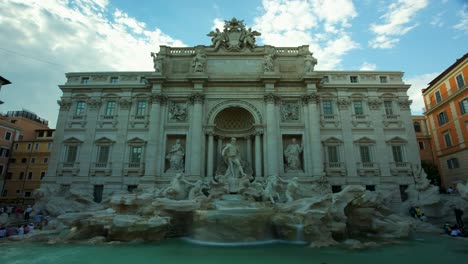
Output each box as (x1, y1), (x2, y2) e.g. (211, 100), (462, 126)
(1, 234), (467, 264)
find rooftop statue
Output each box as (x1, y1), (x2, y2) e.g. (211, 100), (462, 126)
(207, 18), (261, 51)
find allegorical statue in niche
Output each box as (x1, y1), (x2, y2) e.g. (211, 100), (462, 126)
(222, 137), (247, 178)
(284, 138), (303, 172)
(304, 53), (318, 73)
(191, 51), (207, 73)
(263, 53), (274, 72)
(151, 52), (163, 73)
(166, 139), (185, 172)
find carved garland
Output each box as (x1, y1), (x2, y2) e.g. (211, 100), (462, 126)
(398, 99), (412, 110)
(87, 99), (102, 109)
(119, 98), (133, 109)
(368, 99), (382, 110)
(336, 98), (351, 110)
(57, 99), (72, 110)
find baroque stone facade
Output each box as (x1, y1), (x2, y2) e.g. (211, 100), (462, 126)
(44, 19), (421, 201)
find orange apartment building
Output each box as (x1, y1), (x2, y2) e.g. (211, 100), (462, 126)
(422, 53), (468, 188)
(412, 115), (437, 164)
(0, 110), (50, 200)
(2, 129), (55, 199)
(0, 116), (21, 191)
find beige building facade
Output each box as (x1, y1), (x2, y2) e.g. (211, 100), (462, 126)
(44, 19), (421, 202)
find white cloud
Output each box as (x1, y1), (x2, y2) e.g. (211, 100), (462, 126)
(430, 12), (445, 28)
(253, 0), (359, 69)
(404, 72), (439, 114)
(212, 18), (224, 31)
(359, 62), (377, 71)
(369, 0), (428, 49)
(0, 0), (184, 127)
(453, 4), (468, 34)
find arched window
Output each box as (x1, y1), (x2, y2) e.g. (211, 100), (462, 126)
(413, 121), (421, 132)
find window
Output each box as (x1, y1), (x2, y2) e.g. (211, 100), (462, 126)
(30, 157), (36, 164)
(399, 185), (408, 202)
(27, 143), (31, 150)
(5, 131), (12, 141)
(14, 143), (18, 150)
(47, 143), (52, 150)
(0, 165), (3, 175)
(435, 91), (442, 103)
(105, 101), (117, 116)
(350, 76), (358, 83)
(384, 101), (394, 115)
(459, 98), (468, 115)
(75, 101), (86, 115)
(6, 173), (12, 180)
(327, 146), (339, 163)
(360, 146), (371, 163)
(24, 191), (32, 198)
(10, 158), (16, 163)
(392, 145), (404, 162)
(447, 158), (459, 169)
(43, 157), (49, 163)
(413, 122), (421, 132)
(2, 190), (7, 197)
(443, 131), (453, 147)
(353, 101), (364, 115)
(456, 74), (465, 89)
(322, 100), (333, 115)
(136, 101), (147, 116)
(379, 76), (387, 83)
(39, 131), (45, 137)
(130, 146), (143, 163)
(28, 172), (33, 180)
(47, 130), (53, 137)
(110, 77), (118, 83)
(16, 189), (21, 194)
(332, 185), (342, 193)
(40, 171), (46, 180)
(140, 77), (147, 84)
(418, 141), (425, 150)
(437, 111), (449, 126)
(81, 77), (89, 84)
(127, 185), (138, 193)
(21, 158), (27, 163)
(322, 76), (329, 83)
(0, 148), (8, 157)
(34, 143), (39, 150)
(97, 146), (110, 163)
(366, 185), (376, 191)
(93, 185), (104, 203)
(19, 172), (24, 180)
(66, 145), (78, 163)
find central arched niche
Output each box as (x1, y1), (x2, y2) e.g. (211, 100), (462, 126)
(214, 107), (254, 136)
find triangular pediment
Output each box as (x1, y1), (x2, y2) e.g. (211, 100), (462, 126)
(63, 137), (83, 144)
(127, 137), (146, 144)
(354, 137), (375, 144)
(95, 137), (115, 144)
(322, 137), (343, 144)
(386, 136), (407, 144)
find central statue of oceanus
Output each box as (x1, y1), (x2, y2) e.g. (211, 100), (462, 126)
(207, 18), (261, 51)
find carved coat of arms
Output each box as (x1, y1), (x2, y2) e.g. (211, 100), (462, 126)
(207, 18), (261, 51)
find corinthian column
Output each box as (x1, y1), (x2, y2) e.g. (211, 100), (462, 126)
(144, 93), (165, 179)
(206, 131), (215, 178)
(188, 93), (204, 177)
(254, 131), (263, 177)
(305, 93), (323, 176)
(264, 93), (279, 176)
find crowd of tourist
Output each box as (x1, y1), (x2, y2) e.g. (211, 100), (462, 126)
(0, 204), (49, 239)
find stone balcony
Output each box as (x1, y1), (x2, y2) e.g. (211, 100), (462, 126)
(320, 114), (340, 128)
(57, 162), (80, 176)
(98, 115), (118, 128)
(90, 162), (112, 176)
(351, 114), (372, 128)
(356, 162), (380, 176)
(382, 114), (402, 128)
(324, 162), (346, 176)
(68, 115), (87, 128)
(129, 115), (149, 128)
(390, 162), (412, 176)
(123, 162), (145, 176)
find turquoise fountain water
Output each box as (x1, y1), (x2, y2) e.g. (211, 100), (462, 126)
(1, 234), (467, 264)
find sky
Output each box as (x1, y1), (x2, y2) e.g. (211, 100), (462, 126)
(0, 0), (467, 128)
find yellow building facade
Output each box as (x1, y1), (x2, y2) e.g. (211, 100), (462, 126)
(2, 129), (54, 199)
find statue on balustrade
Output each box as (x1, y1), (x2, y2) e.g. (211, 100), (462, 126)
(191, 51), (207, 73)
(151, 52), (163, 73)
(304, 53), (317, 73)
(166, 139), (185, 172)
(284, 138), (303, 172)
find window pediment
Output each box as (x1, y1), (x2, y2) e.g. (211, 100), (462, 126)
(322, 137), (343, 145)
(354, 137), (375, 144)
(63, 137), (83, 144)
(386, 136), (407, 144)
(127, 137), (146, 145)
(95, 137), (115, 144)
